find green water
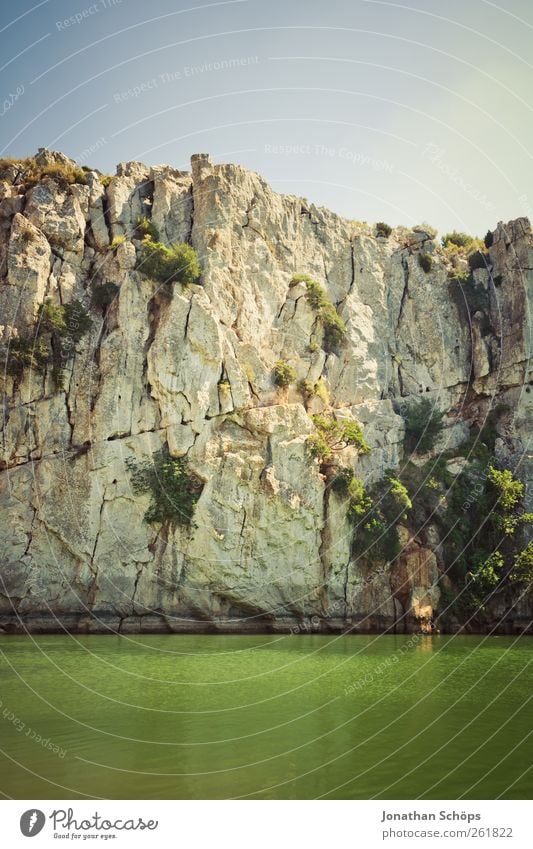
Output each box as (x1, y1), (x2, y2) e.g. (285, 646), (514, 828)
(0, 634), (531, 799)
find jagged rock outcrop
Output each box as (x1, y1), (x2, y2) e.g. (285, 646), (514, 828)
(0, 150), (531, 634)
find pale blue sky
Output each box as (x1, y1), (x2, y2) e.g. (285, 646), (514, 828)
(1, 0), (532, 235)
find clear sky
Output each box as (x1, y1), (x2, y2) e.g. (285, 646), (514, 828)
(1, 0), (532, 236)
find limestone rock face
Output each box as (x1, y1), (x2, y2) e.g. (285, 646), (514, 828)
(0, 151), (531, 634)
(4, 214), (52, 333)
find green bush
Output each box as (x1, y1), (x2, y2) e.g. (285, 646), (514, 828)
(0, 157), (88, 188)
(376, 222), (392, 238)
(39, 161), (85, 187)
(462, 553), (503, 613)
(448, 270), (470, 285)
(37, 299), (67, 334)
(356, 515), (400, 562)
(135, 216), (159, 241)
(379, 473), (412, 522)
(484, 465), (533, 536)
(3, 337), (49, 376)
(442, 231), (475, 248)
(290, 273), (314, 287)
(430, 441), (532, 606)
(509, 543), (533, 585)
(413, 222), (437, 239)
(304, 277), (329, 311)
(2, 298), (92, 384)
(308, 414), (370, 464)
(109, 235), (126, 250)
(349, 476), (402, 561)
(273, 360), (297, 387)
(331, 467), (411, 563)
(487, 466), (524, 512)
(346, 475), (373, 520)
(419, 252), (433, 273)
(321, 305), (347, 353)
(297, 275), (346, 352)
(403, 398), (443, 454)
(299, 377), (329, 404)
(331, 466), (356, 497)
(91, 282), (119, 308)
(128, 448), (203, 526)
(359, 473), (412, 561)
(36, 298), (92, 345)
(139, 238), (201, 286)
(468, 249), (489, 271)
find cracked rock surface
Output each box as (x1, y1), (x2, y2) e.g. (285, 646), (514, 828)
(0, 151), (531, 633)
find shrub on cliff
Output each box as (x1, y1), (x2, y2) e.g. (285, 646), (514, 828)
(2, 299), (92, 386)
(37, 299), (68, 334)
(37, 299), (92, 345)
(332, 468), (409, 562)
(403, 398), (443, 454)
(462, 553), (503, 612)
(486, 466), (533, 535)
(509, 543), (533, 585)
(303, 277), (328, 311)
(358, 473), (411, 561)
(109, 235), (126, 250)
(442, 231), (475, 249)
(429, 438), (532, 614)
(413, 222), (437, 239)
(0, 157), (87, 188)
(295, 275), (346, 352)
(484, 230), (494, 249)
(2, 337), (49, 377)
(135, 216), (159, 241)
(139, 238), (201, 286)
(468, 249), (490, 272)
(128, 448), (204, 526)
(379, 472), (412, 522)
(321, 304), (346, 353)
(308, 414), (370, 465)
(375, 222), (392, 238)
(273, 360), (297, 387)
(331, 466), (356, 497)
(487, 466), (523, 513)
(290, 272), (313, 286)
(299, 377), (329, 405)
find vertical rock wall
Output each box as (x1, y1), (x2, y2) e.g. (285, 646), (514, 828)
(0, 150), (531, 633)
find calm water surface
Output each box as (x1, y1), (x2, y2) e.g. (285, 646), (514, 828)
(0, 634), (531, 799)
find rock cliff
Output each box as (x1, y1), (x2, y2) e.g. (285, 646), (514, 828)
(0, 149), (531, 634)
